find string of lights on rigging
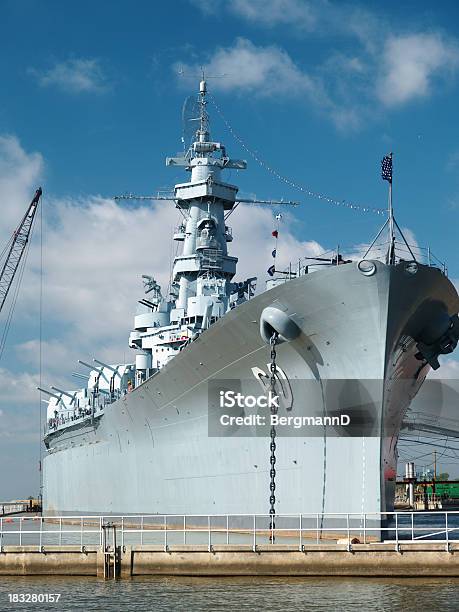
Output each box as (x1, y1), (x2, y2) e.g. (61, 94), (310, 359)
(208, 94), (386, 217)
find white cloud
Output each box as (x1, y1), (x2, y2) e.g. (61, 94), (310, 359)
(189, 2), (459, 126)
(175, 38), (359, 129)
(175, 32), (459, 131)
(192, 0), (354, 35)
(376, 34), (459, 106)
(428, 357), (459, 380)
(399, 227), (420, 259)
(7, 195), (181, 388)
(31, 58), (109, 94)
(229, 0), (317, 30)
(231, 205), (323, 283)
(0, 367), (40, 404)
(176, 38), (315, 96)
(0, 135), (44, 239)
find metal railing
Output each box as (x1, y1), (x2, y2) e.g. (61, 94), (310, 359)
(44, 403), (106, 435)
(279, 240), (447, 280)
(1, 512), (458, 553)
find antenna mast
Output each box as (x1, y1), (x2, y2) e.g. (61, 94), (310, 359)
(198, 77), (209, 143)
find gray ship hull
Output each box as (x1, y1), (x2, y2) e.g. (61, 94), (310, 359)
(43, 260), (459, 516)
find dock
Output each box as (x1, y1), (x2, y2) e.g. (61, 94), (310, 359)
(1, 511), (458, 578)
(1, 542), (458, 578)
(1, 499), (41, 517)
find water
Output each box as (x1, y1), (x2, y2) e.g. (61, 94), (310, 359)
(0, 576), (458, 611)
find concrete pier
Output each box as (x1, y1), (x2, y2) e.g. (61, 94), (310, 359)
(0, 543), (458, 577)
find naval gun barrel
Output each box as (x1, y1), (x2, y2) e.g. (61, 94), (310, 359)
(37, 387), (61, 400)
(72, 372), (89, 380)
(50, 386), (76, 403)
(93, 358), (120, 376)
(78, 359), (95, 371)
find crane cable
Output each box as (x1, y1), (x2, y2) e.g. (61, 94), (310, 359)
(39, 192), (44, 493)
(208, 94), (386, 216)
(0, 233), (33, 361)
(0, 234), (14, 263)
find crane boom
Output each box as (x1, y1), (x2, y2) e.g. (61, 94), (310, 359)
(0, 187), (42, 314)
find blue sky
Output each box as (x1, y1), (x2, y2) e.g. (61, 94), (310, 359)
(1, 0), (459, 247)
(1, 0), (459, 499)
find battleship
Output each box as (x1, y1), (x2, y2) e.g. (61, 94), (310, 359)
(41, 80), (459, 518)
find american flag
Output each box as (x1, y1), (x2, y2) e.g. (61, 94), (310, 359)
(381, 154), (392, 183)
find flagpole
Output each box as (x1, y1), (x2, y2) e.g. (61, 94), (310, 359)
(388, 152), (395, 264)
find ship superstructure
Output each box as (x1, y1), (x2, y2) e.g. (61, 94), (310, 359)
(128, 80), (256, 381)
(41, 81), (459, 521)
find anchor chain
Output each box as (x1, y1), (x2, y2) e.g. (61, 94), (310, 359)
(269, 331), (279, 541)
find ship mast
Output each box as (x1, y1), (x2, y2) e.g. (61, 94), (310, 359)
(168, 77), (243, 318)
(161, 79), (297, 324)
(116, 80), (297, 375)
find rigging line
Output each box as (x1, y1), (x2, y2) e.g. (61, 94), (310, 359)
(399, 439), (459, 453)
(398, 447), (459, 462)
(402, 432), (459, 440)
(399, 451), (440, 462)
(400, 443), (459, 450)
(401, 434), (459, 442)
(224, 201), (239, 220)
(208, 94), (386, 216)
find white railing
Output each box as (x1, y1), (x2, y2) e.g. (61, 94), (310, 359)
(279, 240), (447, 280)
(45, 403), (106, 435)
(1, 512), (458, 553)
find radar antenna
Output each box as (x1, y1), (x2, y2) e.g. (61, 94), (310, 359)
(113, 80), (299, 208)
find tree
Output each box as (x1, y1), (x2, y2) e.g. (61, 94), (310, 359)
(438, 472), (449, 481)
